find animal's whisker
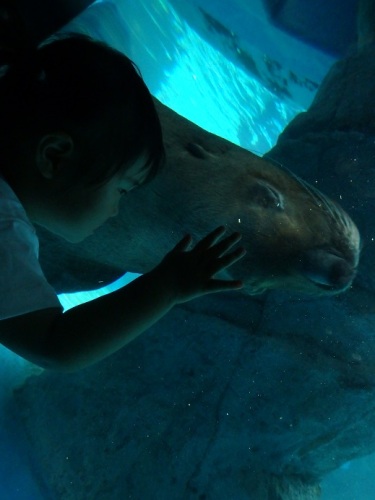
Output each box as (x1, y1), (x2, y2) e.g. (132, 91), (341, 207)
(266, 156), (347, 229)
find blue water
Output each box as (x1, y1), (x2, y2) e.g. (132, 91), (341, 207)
(1, 0), (373, 498)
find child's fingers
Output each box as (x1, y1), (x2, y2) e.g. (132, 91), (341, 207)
(193, 226), (226, 252)
(206, 278), (244, 293)
(212, 247), (246, 273)
(172, 234), (193, 252)
(210, 231), (242, 257)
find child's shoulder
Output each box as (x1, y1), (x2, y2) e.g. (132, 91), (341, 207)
(0, 174), (31, 225)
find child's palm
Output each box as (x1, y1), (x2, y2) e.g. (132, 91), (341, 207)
(154, 226), (245, 303)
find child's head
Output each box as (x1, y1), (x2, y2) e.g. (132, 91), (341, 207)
(0, 33), (165, 242)
(1, 33), (165, 186)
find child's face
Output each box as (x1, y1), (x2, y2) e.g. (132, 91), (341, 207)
(41, 156), (150, 243)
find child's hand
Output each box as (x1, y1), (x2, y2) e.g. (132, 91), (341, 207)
(150, 226), (246, 304)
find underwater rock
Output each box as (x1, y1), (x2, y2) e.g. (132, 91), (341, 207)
(14, 38), (375, 500)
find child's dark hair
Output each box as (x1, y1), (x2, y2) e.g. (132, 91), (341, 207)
(0, 33), (165, 187)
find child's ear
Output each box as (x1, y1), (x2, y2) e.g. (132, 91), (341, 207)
(36, 133), (74, 179)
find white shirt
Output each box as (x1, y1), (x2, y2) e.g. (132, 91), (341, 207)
(0, 176), (62, 320)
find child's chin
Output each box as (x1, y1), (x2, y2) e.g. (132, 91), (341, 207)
(62, 231), (90, 244)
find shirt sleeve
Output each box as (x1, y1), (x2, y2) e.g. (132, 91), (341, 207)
(0, 219), (62, 320)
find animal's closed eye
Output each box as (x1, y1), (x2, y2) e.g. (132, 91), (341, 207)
(118, 189), (128, 195)
(186, 142), (209, 160)
(248, 181), (284, 210)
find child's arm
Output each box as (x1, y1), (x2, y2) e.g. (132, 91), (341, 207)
(0, 227), (245, 372)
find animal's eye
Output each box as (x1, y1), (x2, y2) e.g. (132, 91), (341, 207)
(118, 189), (128, 196)
(248, 181), (284, 210)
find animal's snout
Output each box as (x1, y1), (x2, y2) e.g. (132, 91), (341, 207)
(299, 248), (357, 291)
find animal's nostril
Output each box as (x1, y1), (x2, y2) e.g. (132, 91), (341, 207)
(300, 249), (357, 290)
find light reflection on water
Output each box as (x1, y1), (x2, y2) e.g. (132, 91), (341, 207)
(65, 0), (303, 154)
(155, 31), (293, 154)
